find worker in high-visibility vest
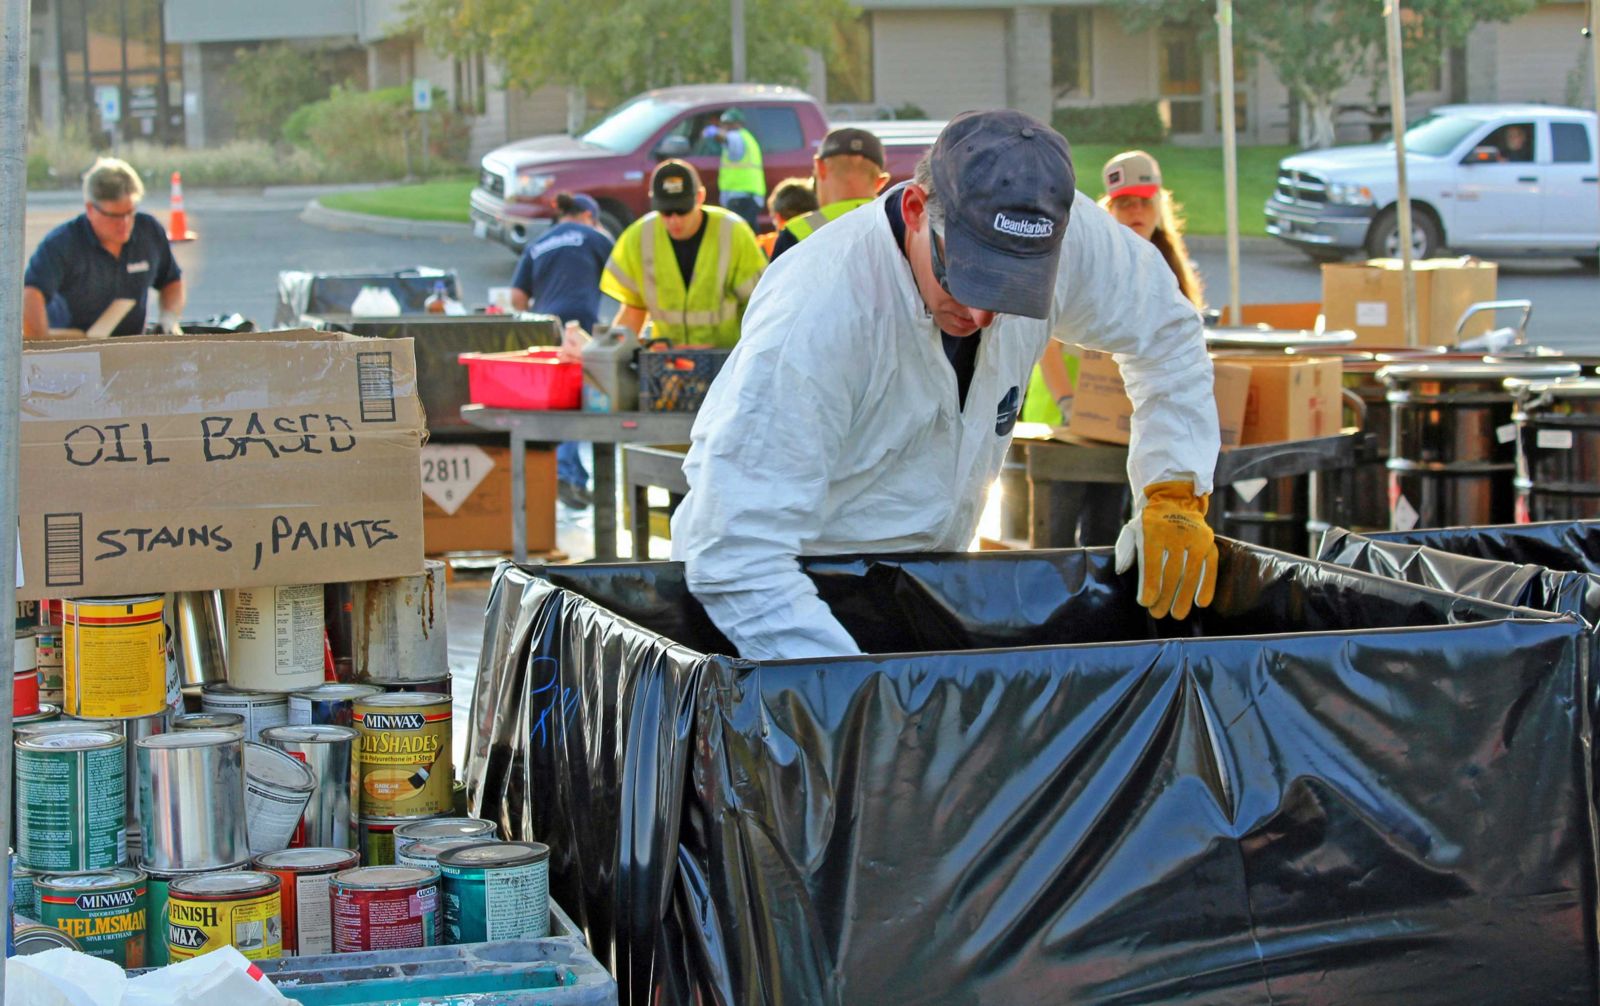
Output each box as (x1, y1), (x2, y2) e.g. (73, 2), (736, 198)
(600, 159), (765, 348)
(757, 178), (819, 259)
(768, 127), (892, 262)
(708, 108), (766, 229)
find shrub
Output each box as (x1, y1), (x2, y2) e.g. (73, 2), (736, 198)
(1052, 102), (1167, 146)
(226, 42), (353, 143)
(288, 85), (470, 178)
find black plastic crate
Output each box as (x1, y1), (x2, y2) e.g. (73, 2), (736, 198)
(637, 347), (731, 412)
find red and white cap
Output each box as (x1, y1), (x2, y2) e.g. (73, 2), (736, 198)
(1102, 150), (1162, 199)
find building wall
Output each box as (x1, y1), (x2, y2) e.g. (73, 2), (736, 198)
(872, 9), (1009, 117)
(1472, 2), (1588, 105)
(1084, 6), (1153, 105)
(164, 0), (358, 45)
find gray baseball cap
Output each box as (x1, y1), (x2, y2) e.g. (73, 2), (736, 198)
(929, 110), (1074, 320)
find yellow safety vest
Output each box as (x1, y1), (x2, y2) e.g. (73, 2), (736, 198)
(718, 128), (766, 198)
(780, 198), (873, 243)
(599, 206), (765, 348)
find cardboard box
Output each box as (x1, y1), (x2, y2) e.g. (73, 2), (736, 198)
(420, 443), (557, 555)
(1230, 354), (1345, 445)
(19, 331), (425, 600)
(1321, 257), (1499, 347)
(1065, 351), (1252, 448)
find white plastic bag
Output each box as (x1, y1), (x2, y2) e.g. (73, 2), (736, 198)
(6, 948), (125, 1006)
(6, 946), (295, 1006)
(349, 286), (403, 317)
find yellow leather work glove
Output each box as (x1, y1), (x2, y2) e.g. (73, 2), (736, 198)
(1113, 480), (1219, 620)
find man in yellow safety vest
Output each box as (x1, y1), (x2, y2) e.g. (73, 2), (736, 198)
(709, 108), (766, 229)
(600, 159), (766, 348)
(768, 127), (891, 262)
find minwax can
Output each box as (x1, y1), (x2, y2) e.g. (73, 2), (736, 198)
(288, 683), (380, 728)
(61, 595), (167, 719)
(224, 585), (325, 693)
(201, 686), (288, 742)
(331, 865), (441, 952)
(438, 841), (550, 943)
(15, 730), (126, 873)
(166, 870), (282, 961)
(143, 864), (225, 967)
(355, 693), (452, 819)
(253, 847), (358, 957)
(392, 817), (497, 859)
(36, 867), (147, 967)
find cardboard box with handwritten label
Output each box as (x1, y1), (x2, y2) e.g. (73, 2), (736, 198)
(18, 331), (425, 600)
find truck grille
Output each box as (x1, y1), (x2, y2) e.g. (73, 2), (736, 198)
(1277, 170), (1327, 205)
(481, 168), (505, 198)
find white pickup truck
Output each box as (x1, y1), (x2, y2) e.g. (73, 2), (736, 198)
(1264, 103), (1599, 267)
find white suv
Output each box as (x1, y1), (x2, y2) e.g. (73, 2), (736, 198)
(1264, 103), (1599, 267)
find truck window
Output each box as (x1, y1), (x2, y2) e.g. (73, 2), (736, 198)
(1551, 122), (1593, 164)
(584, 97), (691, 153)
(1477, 122), (1536, 163)
(747, 108), (805, 153)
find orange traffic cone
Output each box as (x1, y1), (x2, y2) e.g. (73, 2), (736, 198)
(167, 171), (196, 242)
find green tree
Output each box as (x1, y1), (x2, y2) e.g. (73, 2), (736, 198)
(1119, 0), (1535, 149)
(226, 43), (352, 143)
(404, 0), (853, 117)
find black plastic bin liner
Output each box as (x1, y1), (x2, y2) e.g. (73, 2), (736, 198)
(466, 541), (1598, 1005)
(1354, 519), (1600, 574)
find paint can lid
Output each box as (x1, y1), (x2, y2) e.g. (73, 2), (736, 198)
(291, 683), (382, 702)
(169, 870), (279, 899)
(13, 925), (81, 954)
(260, 724), (359, 744)
(334, 865), (440, 890)
(139, 729), (239, 749)
(393, 817), (496, 843)
(437, 841), (550, 870)
(253, 848), (361, 872)
(17, 730), (121, 752)
(37, 867), (146, 891)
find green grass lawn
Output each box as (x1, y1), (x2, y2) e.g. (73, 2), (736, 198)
(320, 177), (475, 223)
(316, 147), (1296, 237)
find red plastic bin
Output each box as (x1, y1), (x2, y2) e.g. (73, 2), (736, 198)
(458, 349), (582, 410)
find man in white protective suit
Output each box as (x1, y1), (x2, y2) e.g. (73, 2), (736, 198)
(670, 109), (1221, 661)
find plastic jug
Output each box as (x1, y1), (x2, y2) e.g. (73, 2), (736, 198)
(581, 326), (640, 413)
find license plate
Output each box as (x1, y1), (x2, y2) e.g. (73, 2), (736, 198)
(473, 219), (489, 239)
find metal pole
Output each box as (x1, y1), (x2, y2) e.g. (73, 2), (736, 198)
(0, 0), (30, 996)
(1383, 0), (1420, 348)
(730, 0), (746, 83)
(1217, 0), (1242, 325)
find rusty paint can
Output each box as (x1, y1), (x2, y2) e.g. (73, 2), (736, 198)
(354, 693), (452, 819)
(224, 586), (326, 693)
(330, 865), (441, 952)
(61, 596), (166, 720)
(352, 561), (448, 683)
(166, 870), (282, 961)
(253, 847), (359, 957)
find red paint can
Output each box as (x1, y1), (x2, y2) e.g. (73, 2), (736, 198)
(14, 633), (39, 717)
(254, 847), (359, 957)
(330, 865), (441, 952)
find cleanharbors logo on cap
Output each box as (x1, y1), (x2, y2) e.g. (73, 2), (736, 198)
(993, 212), (1054, 239)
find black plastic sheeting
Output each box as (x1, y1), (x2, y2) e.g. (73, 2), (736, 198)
(1353, 519), (1600, 574)
(465, 542), (1599, 1005)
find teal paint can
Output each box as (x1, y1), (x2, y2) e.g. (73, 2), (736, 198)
(437, 841), (549, 944)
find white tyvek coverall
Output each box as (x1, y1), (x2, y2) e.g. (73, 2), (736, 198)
(669, 189), (1219, 660)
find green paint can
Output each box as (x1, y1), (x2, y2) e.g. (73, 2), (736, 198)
(36, 867), (147, 968)
(438, 841), (550, 944)
(15, 730), (125, 873)
(12, 861), (39, 922)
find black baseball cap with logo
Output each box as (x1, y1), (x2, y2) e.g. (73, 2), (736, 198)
(929, 109), (1074, 320)
(818, 127), (885, 169)
(651, 159), (701, 214)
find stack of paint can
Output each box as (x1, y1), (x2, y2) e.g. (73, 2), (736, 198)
(350, 560), (452, 697)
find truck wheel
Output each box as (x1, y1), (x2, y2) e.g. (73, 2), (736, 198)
(1366, 206), (1441, 260)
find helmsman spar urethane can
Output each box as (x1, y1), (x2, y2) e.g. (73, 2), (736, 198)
(253, 847), (359, 957)
(35, 867), (147, 967)
(331, 865), (442, 952)
(166, 870), (282, 962)
(15, 730), (126, 873)
(438, 841), (551, 944)
(355, 693), (453, 819)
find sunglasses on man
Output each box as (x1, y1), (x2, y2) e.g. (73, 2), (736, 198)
(90, 203), (137, 221)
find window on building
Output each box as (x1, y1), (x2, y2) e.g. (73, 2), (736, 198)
(827, 14), (873, 104)
(1159, 27), (1203, 134)
(1051, 9), (1092, 101)
(455, 52), (486, 117)
(1552, 122), (1593, 164)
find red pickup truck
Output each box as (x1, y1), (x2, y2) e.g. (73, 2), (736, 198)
(469, 82), (940, 251)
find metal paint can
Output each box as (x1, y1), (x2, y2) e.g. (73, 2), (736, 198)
(169, 590), (228, 688)
(166, 870), (282, 961)
(288, 682), (381, 728)
(15, 730), (126, 873)
(392, 817), (498, 858)
(61, 595), (167, 720)
(260, 724), (358, 850)
(253, 847), (359, 957)
(352, 560), (449, 683)
(13, 925), (81, 955)
(13, 860), (38, 922)
(143, 864), (234, 967)
(224, 585), (325, 693)
(324, 582), (356, 682)
(356, 818), (398, 867)
(138, 730), (247, 872)
(36, 600), (63, 629)
(355, 693), (452, 819)
(36, 867), (147, 967)
(14, 704), (60, 731)
(33, 633), (62, 707)
(331, 865), (441, 952)
(376, 675), (452, 697)
(170, 711), (246, 736)
(121, 713), (167, 862)
(201, 686), (288, 742)
(395, 836), (480, 871)
(14, 716), (93, 742)
(439, 841), (550, 943)
(243, 743), (316, 856)
(14, 632), (38, 717)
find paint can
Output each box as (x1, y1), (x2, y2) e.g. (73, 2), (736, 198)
(33, 633), (62, 707)
(288, 682), (381, 728)
(352, 560), (448, 683)
(143, 864), (232, 967)
(395, 836), (481, 871)
(13, 860), (38, 922)
(14, 632), (38, 718)
(14, 704), (60, 732)
(356, 818), (398, 867)
(138, 730), (247, 872)
(324, 582), (356, 682)
(243, 743), (316, 856)
(15, 730), (126, 873)
(36, 600), (63, 629)
(13, 925), (81, 955)
(13, 716), (92, 742)
(166, 870), (282, 961)
(260, 724), (358, 850)
(170, 711), (246, 736)
(376, 675), (452, 697)
(355, 693), (452, 819)
(439, 841), (550, 943)
(224, 585), (325, 693)
(392, 817), (498, 859)
(170, 590), (228, 688)
(36, 867), (147, 967)
(61, 595), (167, 720)
(253, 847), (359, 957)
(330, 865), (441, 952)
(201, 686), (288, 742)
(121, 713), (167, 864)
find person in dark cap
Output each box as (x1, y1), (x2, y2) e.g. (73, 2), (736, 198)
(767, 126), (892, 262)
(672, 110), (1220, 660)
(598, 159), (764, 347)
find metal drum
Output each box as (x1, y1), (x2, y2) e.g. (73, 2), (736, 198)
(1509, 377), (1600, 522)
(1379, 360), (1580, 531)
(1219, 475), (1308, 555)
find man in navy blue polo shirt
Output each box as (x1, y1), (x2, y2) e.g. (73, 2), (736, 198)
(23, 157), (185, 339)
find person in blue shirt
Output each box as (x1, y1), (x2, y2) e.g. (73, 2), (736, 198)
(23, 157), (185, 339)
(511, 192), (616, 509)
